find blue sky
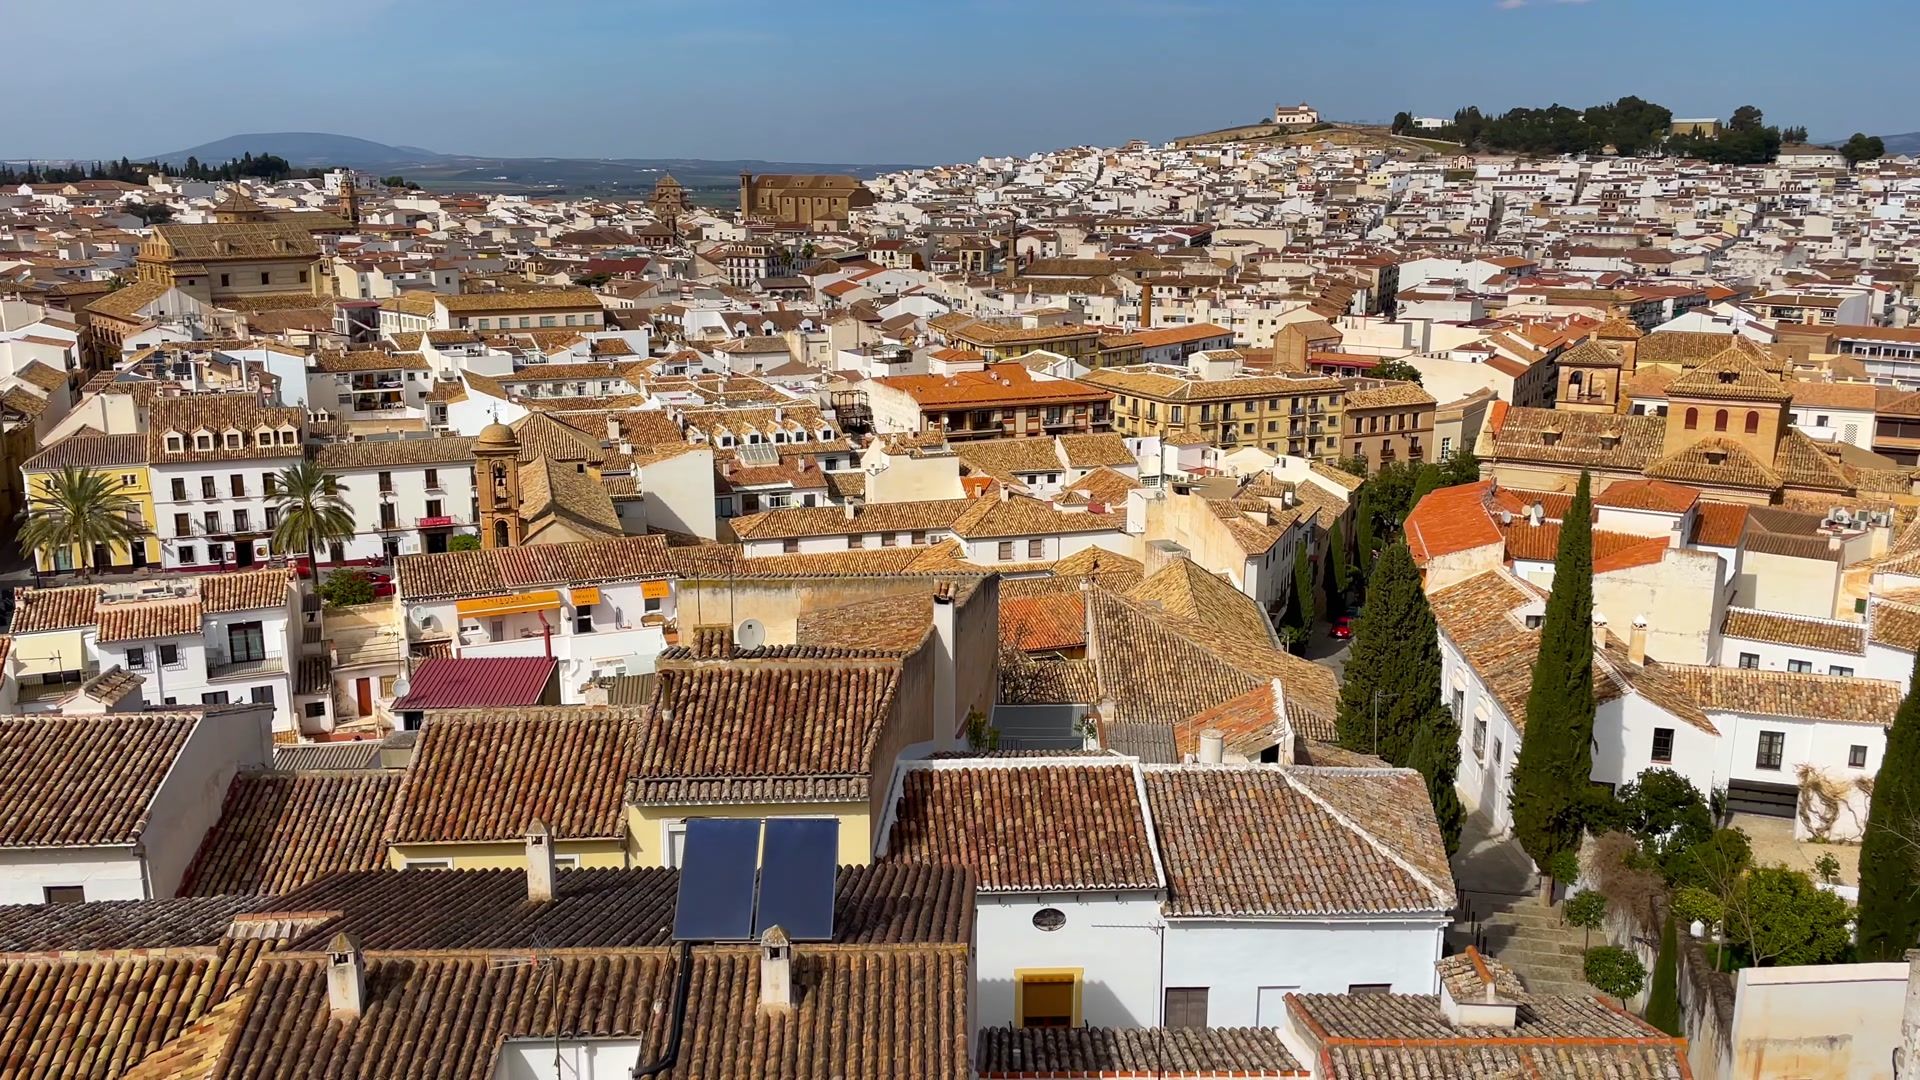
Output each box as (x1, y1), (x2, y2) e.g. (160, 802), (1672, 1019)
(12, 0), (1914, 164)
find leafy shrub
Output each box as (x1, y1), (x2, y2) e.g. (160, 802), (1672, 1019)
(318, 569), (376, 609)
(1564, 890), (1608, 930)
(1584, 945), (1647, 1000)
(1546, 848), (1582, 886)
(1670, 886), (1723, 928)
(449, 534), (480, 552)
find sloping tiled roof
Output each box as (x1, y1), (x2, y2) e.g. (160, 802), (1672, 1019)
(1721, 607), (1865, 655)
(1127, 558), (1277, 647)
(1145, 766), (1454, 917)
(1488, 407), (1664, 473)
(178, 770), (402, 895)
(9, 584), (102, 632)
(0, 937), (277, 1079)
(631, 663), (900, 805)
(885, 760), (1161, 891)
(389, 707), (645, 843)
(396, 534), (673, 600)
(1000, 593), (1086, 652)
(1660, 664), (1901, 725)
(200, 567), (293, 613)
(95, 598), (202, 642)
(976, 1027), (1305, 1078)
(0, 894), (261, 951)
(391, 657), (558, 710)
(21, 431), (146, 471)
(0, 712), (198, 847)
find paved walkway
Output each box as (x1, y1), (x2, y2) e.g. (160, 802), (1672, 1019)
(1732, 812), (1859, 887)
(1447, 810), (1592, 997)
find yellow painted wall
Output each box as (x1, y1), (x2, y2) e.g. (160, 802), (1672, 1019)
(627, 803), (872, 868)
(24, 468), (158, 572)
(13, 629), (90, 677)
(387, 838), (628, 870)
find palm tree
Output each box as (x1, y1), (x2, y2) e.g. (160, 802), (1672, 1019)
(269, 461), (356, 576)
(20, 466), (150, 578)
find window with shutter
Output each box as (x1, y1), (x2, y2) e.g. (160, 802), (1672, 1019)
(1163, 987), (1209, 1028)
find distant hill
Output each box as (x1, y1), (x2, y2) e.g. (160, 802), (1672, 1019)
(143, 131), (913, 194)
(1879, 132), (1920, 156)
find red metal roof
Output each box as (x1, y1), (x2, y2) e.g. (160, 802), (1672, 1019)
(392, 657), (558, 711)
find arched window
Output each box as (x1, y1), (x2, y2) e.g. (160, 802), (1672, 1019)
(493, 519), (511, 548)
(1745, 411), (1760, 434)
(1568, 370), (1584, 389)
(1714, 409), (1729, 432)
(1684, 408), (1698, 430)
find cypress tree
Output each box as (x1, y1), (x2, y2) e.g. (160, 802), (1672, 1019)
(1336, 540), (1465, 853)
(1858, 648), (1920, 960)
(1292, 538), (1316, 637)
(1510, 471), (1597, 880)
(1327, 517), (1351, 614)
(1645, 911), (1681, 1035)
(1355, 485), (1377, 577)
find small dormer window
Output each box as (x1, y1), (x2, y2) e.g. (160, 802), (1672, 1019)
(746, 432), (761, 445)
(819, 427), (834, 440)
(790, 429), (807, 443)
(194, 432), (213, 451)
(718, 436), (735, 448)
(224, 431), (242, 449)
(255, 429), (273, 447)
(165, 432), (183, 453)
(278, 427), (296, 445)
(1717, 369), (1737, 383)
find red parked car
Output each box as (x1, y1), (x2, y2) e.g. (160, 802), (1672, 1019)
(1331, 614), (1355, 640)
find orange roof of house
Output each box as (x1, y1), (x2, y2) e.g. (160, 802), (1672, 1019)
(873, 364), (1110, 408)
(1593, 478), (1701, 514)
(1404, 482), (1503, 565)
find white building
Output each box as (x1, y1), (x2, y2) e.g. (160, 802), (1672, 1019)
(0, 705), (274, 904)
(877, 757), (1454, 1030)
(394, 534), (677, 697)
(145, 394), (306, 571)
(312, 436), (480, 562)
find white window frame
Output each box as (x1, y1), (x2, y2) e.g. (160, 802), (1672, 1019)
(405, 857), (454, 870)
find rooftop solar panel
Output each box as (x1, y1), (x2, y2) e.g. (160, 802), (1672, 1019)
(755, 817), (838, 942)
(671, 818), (761, 942)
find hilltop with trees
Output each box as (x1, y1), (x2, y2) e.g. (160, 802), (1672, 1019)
(0, 152), (327, 187)
(1396, 98), (1806, 165)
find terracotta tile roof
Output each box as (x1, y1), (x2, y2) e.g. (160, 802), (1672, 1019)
(1644, 437), (1779, 491)
(874, 363), (1109, 408)
(1660, 664), (1902, 725)
(0, 937), (277, 1079)
(437, 286), (602, 312)
(1691, 502), (1749, 546)
(95, 598), (203, 642)
(1146, 766), (1454, 917)
(248, 862), (971, 953)
(10, 584), (102, 632)
(1721, 607), (1865, 655)
(146, 393), (306, 463)
(1592, 478), (1700, 513)
(1081, 364), (1344, 403)
(0, 712), (202, 847)
(389, 707), (645, 843)
(1405, 482), (1503, 564)
(953, 494), (1127, 540)
(313, 435), (476, 469)
(1000, 593), (1086, 652)
(20, 432), (146, 471)
(885, 759), (1160, 891)
(0, 894), (261, 951)
(1057, 465), (1142, 507)
(631, 663), (899, 805)
(795, 592), (938, 654)
(396, 534), (673, 600)
(998, 655), (1101, 705)
(272, 740), (383, 770)
(1488, 407), (1665, 473)
(200, 566), (294, 613)
(1871, 593), (1920, 651)
(955, 436), (1067, 480)
(976, 1027), (1305, 1077)
(1057, 433), (1135, 468)
(1665, 344), (1793, 403)
(729, 498), (973, 540)
(666, 542), (978, 580)
(1127, 558), (1275, 647)
(1086, 586), (1339, 737)
(1345, 381), (1436, 410)
(178, 771), (402, 895)
(1288, 988), (1688, 1079)
(176, 941), (969, 1080)
(1772, 427), (1856, 492)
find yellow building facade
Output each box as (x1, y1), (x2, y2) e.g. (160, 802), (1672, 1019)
(20, 433), (157, 572)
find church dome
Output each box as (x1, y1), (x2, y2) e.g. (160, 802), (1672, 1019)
(476, 421), (519, 449)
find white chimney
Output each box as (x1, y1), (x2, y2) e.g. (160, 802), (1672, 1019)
(525, 820), (556, 902)
(1198, 729), (1225, 764)
(843, 499), (858, 521)
(933, 582), (960, 749)
(1592, 612), (1609, 650)
(605, 416), (621, 444)
(1528, 501), (1544, 527)
(1628, 617), (1649, 666)
(1900, 949), (1920, 1078)
(327, 933), (366, 1020)
(760, 925), (793, 1010)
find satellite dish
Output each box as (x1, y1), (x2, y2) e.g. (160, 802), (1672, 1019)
(392, 672), (411, 700)
(409, 606), (429, 623)
(735, 618), (766, 650)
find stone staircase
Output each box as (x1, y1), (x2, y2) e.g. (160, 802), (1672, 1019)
(1453, 891), (1592, 998)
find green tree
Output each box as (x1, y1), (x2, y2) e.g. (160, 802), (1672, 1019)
(1391, 111), (1414, 135)
(318, 568), (377, 609)
(1355, 485), (1377, 577)
(1328, 517), (1352, 608)
(1510, 471), (1597, 884)
(1336, 540), (1465, 852)
(1610, 768), (1715, 872)
(19, 466), (151, 578)
(449, 533), (481, 552)
(1729, 104), (1765, 132)
(1858, 649), (1920, 960)
(1840, 133), (1886, 167)
(269, 461), (356, 575)
(1368, 358), (1424, 384)
(1288, 538), (1316, 644)
(1443, 449), (1481, 486)
(1724, 866), (1854, 968)
(380, 175), (409, 188)
(1564, 889), (1608, 948)
(1409, 463), (1444, 510)
(1583, 945), (1646, 1000)
(1645, 912), (1681, 1034)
